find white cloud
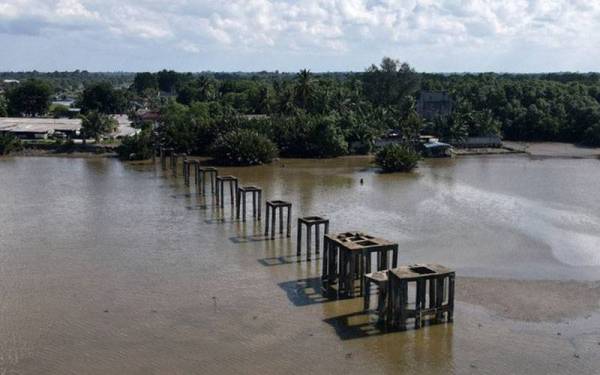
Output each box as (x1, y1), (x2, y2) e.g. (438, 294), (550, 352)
(0, 0), (600, 71)
(176, 40), (201, 54)
(55, 0), (97, 19)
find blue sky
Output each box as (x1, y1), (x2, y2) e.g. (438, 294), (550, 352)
(1, 0), (599, 73)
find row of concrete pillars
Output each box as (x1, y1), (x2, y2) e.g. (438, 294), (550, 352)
(155, 146), (455, 331)
(157, 147), (327, 260)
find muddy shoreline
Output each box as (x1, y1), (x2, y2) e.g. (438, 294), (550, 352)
(6, 140), (599, 160)
(503, 141), (600, 158)
(457, 277), (600, 322)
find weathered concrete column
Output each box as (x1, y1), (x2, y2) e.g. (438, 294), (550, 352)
(198, 167), (218, 195)
(264, 200), (292, 239)
(216, 175), (238, 208)
(386, 264), (455, 331)
(236, 186), (262, 221)
(296, 216), (329, 261)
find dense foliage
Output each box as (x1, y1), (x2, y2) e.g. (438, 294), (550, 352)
(79, 82), (128, 114)
(50, 104), (71, 118)
(210, 129), (278, 166)
(117, 129), (154, 160)
(363, 58), (420, 106)
(422, 73), (600, 145)
(0, 96), (7, 116)
(0, 133), (22, 155)
(4, 59), (600, 160)
(0, 71), (134, 92)
(375, 144), (421, 173)
(80, 111), (118, 141)
(132, 72), (158, 95)
(5, 79), (52, 116)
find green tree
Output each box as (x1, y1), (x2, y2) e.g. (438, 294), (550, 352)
(80, 82), (127, 114)
(584, 122), (600, 146)
(80, 111), (118, 142)
(271, 114), (347, 158)
(0, 133), (22, 155)
(117, 129), (154, 160)
(157, 100), (235, 154)
(307, 116), (348, 157)
(428, 115), (469, 143)
(0, 95), (7, 117)
(276, 86), (296, 115)
(132, 72), (158, 95)
(157, 70), (180, 93)
(375, 143), (421, 173)
(362, 57), (420, 106)
(6, 79), (52, 116)
(176, 76), (215, 105)
(247, 86), (271, 114)
(340, 111), (379, 154)
(210, 129), (278, 166)
(51, 104), (71, 118)
(469, 109), (502, 137)
(295, 69), (313, 110)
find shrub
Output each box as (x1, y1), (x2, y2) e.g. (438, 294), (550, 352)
(271, 114), (348, 158)
(307, 116), (348, 157)
(80, 111), (118, 142)
(51, 104), (71, 118)
(0, 133), (22, 155)
(584, 123), (600, 146)
(55, 139), (76, 153)
(117, 130), (154, 160)
(210, 129), (278, 166)
(375, 143), (421, 173)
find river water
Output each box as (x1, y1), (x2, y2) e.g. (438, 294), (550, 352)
(1, 155), (599, 374)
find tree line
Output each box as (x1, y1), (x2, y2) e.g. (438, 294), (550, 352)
(3, 60), (600, 161)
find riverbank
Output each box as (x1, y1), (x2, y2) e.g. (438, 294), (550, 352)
(5, 140), (600, 161)
(457, 277), (600, 322)
(452, 147), (522, 156)
(450, 141), (600, 158)
(504, 141), (600, 158)
(5, 143), (118, 158)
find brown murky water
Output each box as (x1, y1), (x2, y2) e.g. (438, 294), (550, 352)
(1, 155), (600, 374)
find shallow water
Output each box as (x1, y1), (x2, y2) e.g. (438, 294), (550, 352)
(1, 155), (599, 374)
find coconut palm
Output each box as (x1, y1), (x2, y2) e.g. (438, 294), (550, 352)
(295, 69), (313, 110)
(81, 111), (117, 143)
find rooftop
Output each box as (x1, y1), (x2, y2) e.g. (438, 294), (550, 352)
(0, 118), (81, 133)
(0, 116), (138, 137)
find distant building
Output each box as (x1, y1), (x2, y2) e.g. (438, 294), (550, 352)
(450, 136), (502, 149)
(137, 110), (160, 123)
(111, 115), (141, 139)
(0, 118), (81, 139)
(0, 116), (139, 140)
(51, 98), (76, 107)
(0, 79), (20, 94)
(420, 141), (452, 157)
(239, 114), (270, 121)
(417, 91), (453, 120)
(375, 132), (452, 157)
(374, 129), (407, 148)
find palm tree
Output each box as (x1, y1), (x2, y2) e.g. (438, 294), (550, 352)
(256, 86), (271, 114)
(81, 111), (117, 143)
(278, 88), (296, 115)
(197, 76), (213, 101)
(295, 69), (312, 110)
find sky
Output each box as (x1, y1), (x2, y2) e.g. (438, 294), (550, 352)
(1, 0), (600, 73)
